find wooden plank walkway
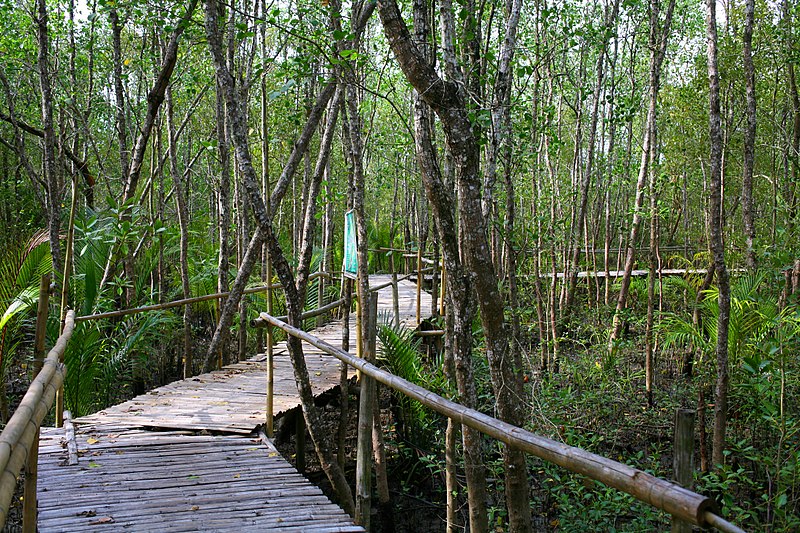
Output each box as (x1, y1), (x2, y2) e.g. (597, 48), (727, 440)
(37, 276), (431, 531)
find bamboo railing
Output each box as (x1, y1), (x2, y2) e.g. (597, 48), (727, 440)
(0, 309), (75, 529)
(257, 311), (746, 533)
(0, 254), (745, 532)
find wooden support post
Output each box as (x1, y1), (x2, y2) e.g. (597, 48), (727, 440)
(337, 277), (353, 469)
(416, 248), (422, 325)
(265, 255), (274, 438)
(672, 409), (696, 533)
(440, 261), (446, 317)
(23, 274), (50, 533)
(355, 292), (378, 529)
(316, 265), (325, 328)
(390, 253), (400, 328)
(56, 175), (78, 429)
(295, 410), (306, 474)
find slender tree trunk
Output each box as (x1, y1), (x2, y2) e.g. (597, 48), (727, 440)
(742, 0), (757, 269)
(110, 8), (130, 190)
(564, 0), (618, 314)
(35, 0), (62, 279)
(378, 2), (530, 530)
(411, 1), (488, 529)
(706, 0), (731, 470)
(216, 84), (232, 325)
(166, 86), (193, 379)
(609, 0), (675, 352)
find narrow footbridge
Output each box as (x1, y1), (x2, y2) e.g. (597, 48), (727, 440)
(32, 275), (426, 532)
(0, 267), (745, 532)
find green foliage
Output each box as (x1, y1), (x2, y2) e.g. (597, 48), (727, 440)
(0, 232), (52, 401)
(62, 311), (178, 416)
(377, 315), (447, 448)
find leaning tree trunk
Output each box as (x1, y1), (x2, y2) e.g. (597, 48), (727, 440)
(706, 0), (731, 470)
(204, 0), (355, 513)
(378, 1), (531, 530)
(608, 0), (675, 352)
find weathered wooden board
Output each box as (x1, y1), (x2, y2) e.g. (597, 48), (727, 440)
(37, 430), (363, 532)
(36, 277), (430, 531)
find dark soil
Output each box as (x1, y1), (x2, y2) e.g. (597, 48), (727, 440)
(273, 382), (448, 533)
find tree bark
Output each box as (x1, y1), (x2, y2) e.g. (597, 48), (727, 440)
(742, 0), (756, 269)
(166, 86), (193, 379)
(204, 0), (354, 513)
(608, 0), (675, 352)
(378, 1), (530, 530)
(706, 0), (731, 470)
(35, 0), (62, 279)
(410, 0), (487, 528)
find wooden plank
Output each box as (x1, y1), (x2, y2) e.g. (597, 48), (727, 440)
(37, 432), (363, 532)
(34, 275), (427, 531)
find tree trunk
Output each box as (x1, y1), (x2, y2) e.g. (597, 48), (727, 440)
(410, 0), (488, 529)
(35, 0), (62, 279)
(378, 1), (530, 530)
(204, 0), (355, 514)
(608, 0), (675, 352)
(741, 0), (756, 269)
(706, 0), (731, 470)
(166, 86), (193, 379)
(564, 0), (618, 314)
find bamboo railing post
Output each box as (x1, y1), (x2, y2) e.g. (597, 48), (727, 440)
(355, 292), (378, 528)
(22, 274), (50, 533)
(390, 253), (399, 328)
(672, 409), (696, 533)
(416, 248), (422, 325)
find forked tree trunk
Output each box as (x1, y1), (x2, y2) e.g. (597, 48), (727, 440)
(202, 81), (338, 371)
(411, 0), (488, 529)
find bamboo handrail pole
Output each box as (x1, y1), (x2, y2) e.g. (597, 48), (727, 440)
(251, 298), (346, 328)
(257, 311), (727, 529)
(704, 511), (747, 533)
(0, 311), (74, 478)
(75, 283), (283, 322)
(75, 273), (333, 323)
(368, 269), (432, 294)
(363, 267), (436, 295)
(0, 370), (64, 527)
(23, 274), (50, 532)
(414, 330), (445, 337)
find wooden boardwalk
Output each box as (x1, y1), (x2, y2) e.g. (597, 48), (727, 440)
(37, 276), (431, 531)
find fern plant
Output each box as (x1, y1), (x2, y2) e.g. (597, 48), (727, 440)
(376, 315), (448, 448)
